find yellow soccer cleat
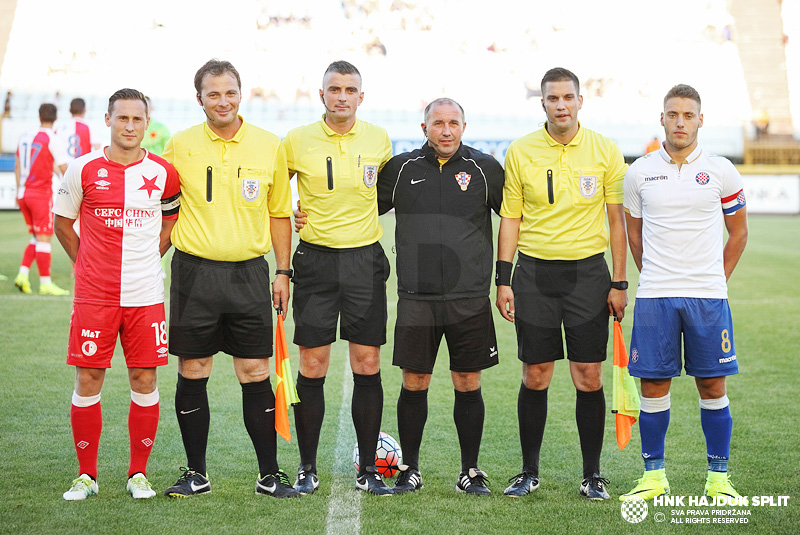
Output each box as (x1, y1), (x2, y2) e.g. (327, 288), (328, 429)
(14, 273), (32, 294)
(705, 471), (741, 498)
(620, 469), (670, 501)
(39, 281), (70, 296)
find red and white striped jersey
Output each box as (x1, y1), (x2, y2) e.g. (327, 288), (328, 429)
(55, 117), (93, 160)
(54, 149), (181, 307)
(16, 128), (69, 196)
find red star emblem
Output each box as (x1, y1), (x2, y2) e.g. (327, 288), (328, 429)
(139, 176), (161, 198)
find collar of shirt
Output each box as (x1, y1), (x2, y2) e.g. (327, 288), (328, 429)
(543, 121), (584, 147)
(319, 114), (361, 137)
(658, 143), (702, 165)
(202, 115), (246, 143)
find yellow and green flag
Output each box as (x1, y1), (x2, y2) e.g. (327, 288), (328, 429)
(275, 312), (300, 442)
(612, 319), (640, 450)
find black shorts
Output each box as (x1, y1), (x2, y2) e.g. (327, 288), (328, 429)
(292, 240), (389, 348)
(513, 252), (610, 364)
(393, 297), (498, 374)
(169, 250), (273, 359)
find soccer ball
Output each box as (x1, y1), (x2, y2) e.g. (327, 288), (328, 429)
(353, 431), (402, 478)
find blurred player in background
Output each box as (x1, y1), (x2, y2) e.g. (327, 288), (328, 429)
(496, 67), (628, 500)
(141, 96), (170, 156)
(376, 98), (505, 495)
(621, 84), (748, 501)
(163, 59), (298, 499)
(283, 60), (394, 495)
(14, 103), (70, 295)
(54, 88), (180, 500)
(55, 98), (95, 162)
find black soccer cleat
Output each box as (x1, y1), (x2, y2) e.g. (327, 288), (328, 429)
(294, 464), (319, 495)
(165, 467), (211, 498)
(580, 473), (610, 500)
(504, 471), (539, 497)
(355, 465), (394, 496)
(256, 470), (301, 498)
(456, 468), (491, 495)
(392, 465), (423, 494)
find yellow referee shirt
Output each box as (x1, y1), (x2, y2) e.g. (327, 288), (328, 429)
(500, 124), (627, 260)
(282, 116), (392, 248)
(163, 117), (292, 261)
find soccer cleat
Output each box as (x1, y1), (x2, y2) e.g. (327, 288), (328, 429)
(580, 473), (610, 500)
(39, 281), (70, 296)
(165, 467), (211, 497)
(504, 471), (539, 497)
(63, 473), (98, 501)
(705, 471), (741, 499)
(256, 470), (301, 498)
(392, 465), (423, 494)
(620, 469), (670, 501)
(456, 468), (491, 495)
(294, 464), (319, 495)
(355, 465), (394, 496)
(14, 273), (31, 294)
(127, 472), (156, 499)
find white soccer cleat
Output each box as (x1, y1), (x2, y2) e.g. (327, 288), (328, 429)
(127, 472), (156, 499)
(63, 473), (98, 501)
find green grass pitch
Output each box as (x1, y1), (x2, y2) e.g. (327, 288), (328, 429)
(0, 210), (798, 534)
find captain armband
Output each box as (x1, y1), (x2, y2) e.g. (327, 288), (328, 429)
(161, 192), (181, 217)
(495, 260), (513, 287)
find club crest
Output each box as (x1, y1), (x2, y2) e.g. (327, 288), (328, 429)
(579, 174), (597, 198)
(455, 171), (471, 191)
(242, 178), (260, 202)
(695, 172), (710, 185)
(363, 165), (378, 188)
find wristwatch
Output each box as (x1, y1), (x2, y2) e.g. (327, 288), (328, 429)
(610, 281), (628, 290)
(275, 269), (293, 278)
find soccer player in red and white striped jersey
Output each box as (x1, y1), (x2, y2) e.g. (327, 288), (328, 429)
(14, 103), (70, 295)
(55, 98), (95, 162)
(53, 88), (181, 501)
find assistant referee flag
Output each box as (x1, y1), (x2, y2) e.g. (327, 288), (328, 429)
(612, 319), (640, 449)
(275, 312), (300, 441)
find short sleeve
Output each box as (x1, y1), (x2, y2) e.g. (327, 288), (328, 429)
(604, 141), (627, 205)
(499, 142), (523, 218)
(623, 162), (642, 218)
(53, 161), (83, 219)
(268, 142), (292, 218)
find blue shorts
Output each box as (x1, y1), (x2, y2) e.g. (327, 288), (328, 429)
(629, 298), (739, 379)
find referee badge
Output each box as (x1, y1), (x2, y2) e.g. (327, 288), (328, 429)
(455, 171), (471, 191)
(242, 178), (260, 202)
(579, 173), (597, 198)
(363, 165), (378, 188)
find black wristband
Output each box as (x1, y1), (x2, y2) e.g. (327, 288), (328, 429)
(275, 269), (293, 278)
(495, 260), (513, 286)
(610, 280), (628, 290)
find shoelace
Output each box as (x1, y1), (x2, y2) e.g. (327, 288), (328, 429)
(275, 470), (293, 486)
(466, 471), (489, 487)
(396, 469), (416, 485)
(130, 476), (152, 490)
(591, 476), (610, 489)
(507, 472), (534, 484)
(70, 477), (92, 491)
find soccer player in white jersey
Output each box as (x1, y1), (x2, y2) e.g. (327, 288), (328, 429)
(55, 98), (95, 162)
(621, 84), (748, 501)
(53, 88), (181, 500)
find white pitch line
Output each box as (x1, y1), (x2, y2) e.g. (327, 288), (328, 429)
(325, 350), (361, 535)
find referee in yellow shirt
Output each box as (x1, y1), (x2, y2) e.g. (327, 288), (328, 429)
(496, 67), (628, 500)
(282, 61), (394, 495)
(162, 59), (298, 498)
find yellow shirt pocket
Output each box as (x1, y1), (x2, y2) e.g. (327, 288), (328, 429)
(300, 155), (335, 196)
(236, 167), (268, 209)
(522, 165), (557, 209)
(571, 168), (604, 206)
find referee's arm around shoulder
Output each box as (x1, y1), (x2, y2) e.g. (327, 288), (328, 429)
(377, 156), (401, 215)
